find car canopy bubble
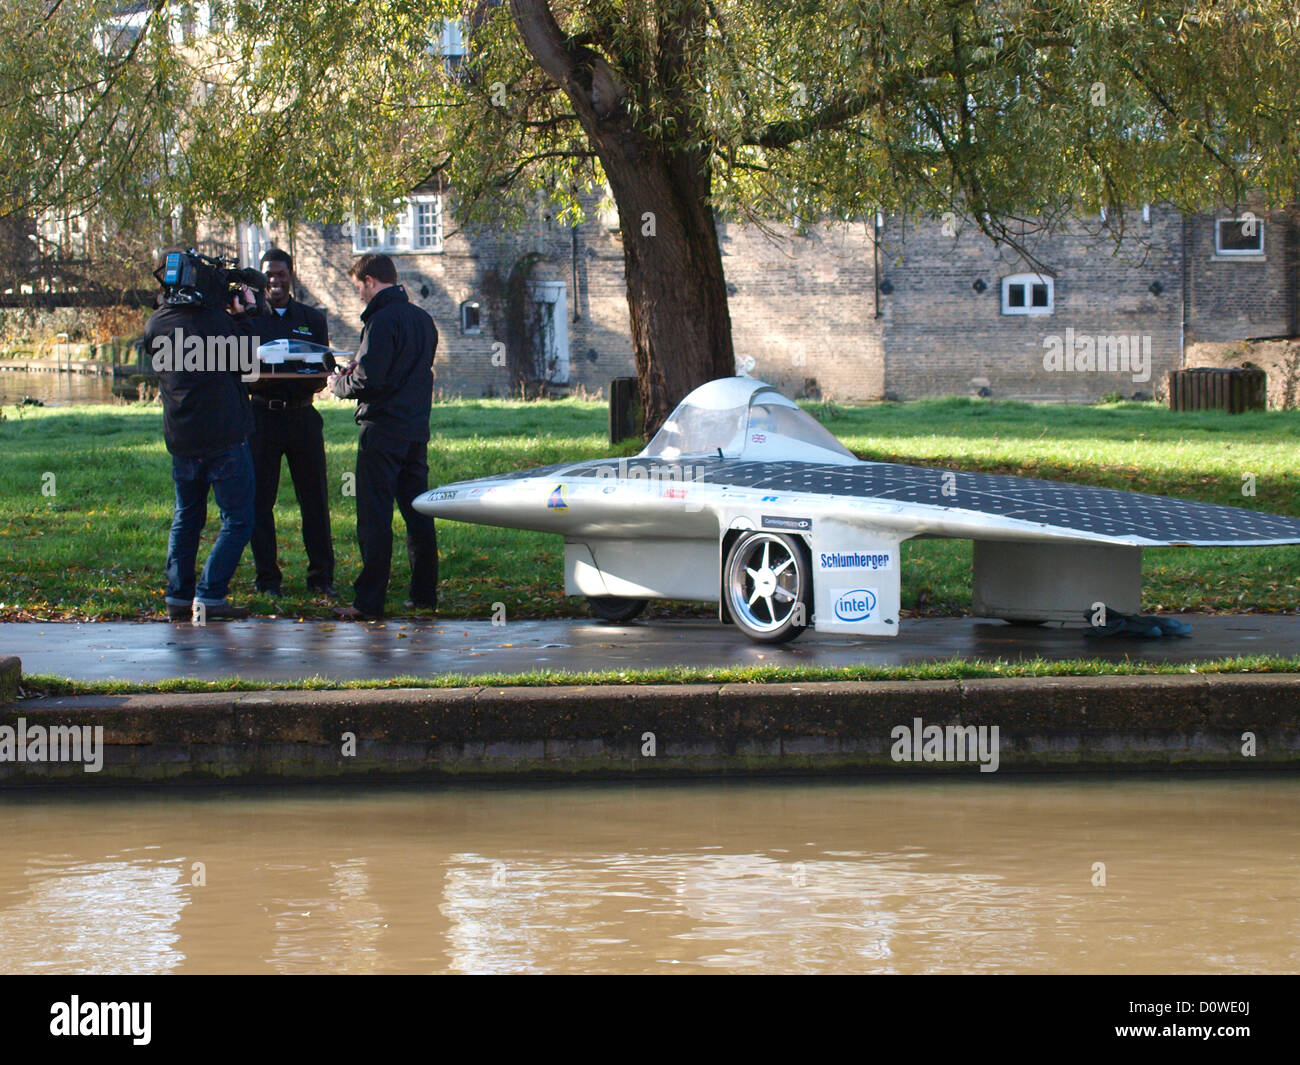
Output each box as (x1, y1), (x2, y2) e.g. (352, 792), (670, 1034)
(642, 376), (856, 463)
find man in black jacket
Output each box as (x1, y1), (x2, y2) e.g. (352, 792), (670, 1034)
(328, 253), (438, 619)
(247, 247), (336, 598)
(145, 255), (260, 621)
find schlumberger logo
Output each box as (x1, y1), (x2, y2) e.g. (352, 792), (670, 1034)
(819, 551), (891, 570)
(0, 718), (104, 773)
(890, 717), (1000, 773)
(151, 329), (262, 381)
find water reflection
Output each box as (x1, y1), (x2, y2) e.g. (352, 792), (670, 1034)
(268, 859), (388, 975)
(0, 370), (117, 407)
(0, 778), (1296, 974)
(0, 856), (187, 974)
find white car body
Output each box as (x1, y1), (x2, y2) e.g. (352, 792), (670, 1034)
(414, 377), (1300, 641)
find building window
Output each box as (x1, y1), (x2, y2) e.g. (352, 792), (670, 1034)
(412, 196), (443, 250)
(356, 220), (382, 251)
(237, 221), (270, 268)
(352, 196), (443, 255)
(460, 300), (482, 335)
(1001, 273), (1054, 315)
(431, 19), (468, 76)
(1215, 217), (1264, 256)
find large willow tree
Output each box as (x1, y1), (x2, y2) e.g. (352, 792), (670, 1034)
(4, 0), (1300, 430)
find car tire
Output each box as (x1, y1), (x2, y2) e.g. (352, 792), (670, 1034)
(724, 530), (812, 644)
(586, 596), (648, 623)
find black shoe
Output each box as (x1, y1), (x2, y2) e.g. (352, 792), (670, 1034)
(196, 601), (250, 621)
(166, 603), (191, 621)
(308, 583), (340, 599)
(257, 586), (283, 598)
(403, 599), (437, 611)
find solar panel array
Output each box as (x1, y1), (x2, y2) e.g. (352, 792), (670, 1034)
(553, 457), (1300, 545)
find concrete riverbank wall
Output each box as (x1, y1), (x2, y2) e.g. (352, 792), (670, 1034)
(2, 672), (1297, 784)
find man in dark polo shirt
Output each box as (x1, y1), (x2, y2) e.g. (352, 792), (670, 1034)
(247, 247), (336, 597)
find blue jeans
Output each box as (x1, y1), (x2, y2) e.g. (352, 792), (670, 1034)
(165, 441), (256, 606)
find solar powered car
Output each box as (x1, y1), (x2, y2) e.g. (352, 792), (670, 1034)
(414, 377), (1300, 643)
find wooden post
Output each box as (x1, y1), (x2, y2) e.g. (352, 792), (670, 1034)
(609, 376), (641, 444)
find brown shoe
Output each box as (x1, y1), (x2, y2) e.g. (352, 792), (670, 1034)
(334, 605), (381, 620)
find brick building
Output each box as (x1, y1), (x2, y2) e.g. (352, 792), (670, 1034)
(211, 195), (1295, 404)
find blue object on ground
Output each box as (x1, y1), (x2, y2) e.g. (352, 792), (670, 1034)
(1082, 608), (1194, 639)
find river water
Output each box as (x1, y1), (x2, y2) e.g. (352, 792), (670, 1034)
(0, 370), (116, 407)
(1, 776), (1296, 974)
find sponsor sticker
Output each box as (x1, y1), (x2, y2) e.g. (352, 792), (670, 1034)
(761, 495), (778, 502)
(547, 485), (568, 511)
(751, 433), (767, 443)
(818, 550), (894, 571)
(430, 490), (458, 501)
(664, 486), (688, 499)
(761, 514), (812, 531)
(832, 587), (878, 622)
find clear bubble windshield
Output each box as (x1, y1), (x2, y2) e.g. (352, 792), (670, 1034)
(643, 401), (749, 460)
(643, 384), (856, 462)
(745, 401), (856, 459)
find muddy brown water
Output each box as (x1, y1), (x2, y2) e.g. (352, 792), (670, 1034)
(0, 777), (1296, 974)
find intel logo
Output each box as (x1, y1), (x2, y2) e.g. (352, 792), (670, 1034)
(834, 589), (877, 622)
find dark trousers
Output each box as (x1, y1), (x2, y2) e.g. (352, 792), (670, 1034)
(354, 424), (438, 615)
(249, 403), (335, 590)
(165, 441), (255, 606)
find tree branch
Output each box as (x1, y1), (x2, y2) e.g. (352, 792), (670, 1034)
(745, 35), (1073, 150)
(509, 0), (625, 122)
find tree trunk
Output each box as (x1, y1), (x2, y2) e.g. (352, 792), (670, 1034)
(510, 0), (735, 437)
(599, 140), (735, 437)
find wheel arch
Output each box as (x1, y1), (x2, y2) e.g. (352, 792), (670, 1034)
(718, 524), (814, 627)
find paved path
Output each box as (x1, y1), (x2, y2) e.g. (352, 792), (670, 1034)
(2, 614), (1296, 683)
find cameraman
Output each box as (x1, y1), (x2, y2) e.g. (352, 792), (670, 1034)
(145, 249), (262, 622)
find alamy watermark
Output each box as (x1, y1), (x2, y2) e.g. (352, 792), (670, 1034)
(150, 329), (263, 382)
(50, 996), (150, 1045)
(890, 716), (1000, 772)
(1042, 329), (1152, 383)
(591, 458), (712, 511)
(0, 718), (104, 773)
(590, 458), (712, 483)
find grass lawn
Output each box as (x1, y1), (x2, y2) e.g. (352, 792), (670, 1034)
(17, 654), (1300, 698)
(0, 394), (1297, 622)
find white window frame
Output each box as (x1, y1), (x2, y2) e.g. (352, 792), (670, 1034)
(429, 19), (467, 70)
(352, 195), (443, 255)
(237, 221), (270, 268)
(1001, 273), (1054, 316)
(410, 194), (444, 251)
(1215, 217), (1264, 257)
(460, 299), (482, 335)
